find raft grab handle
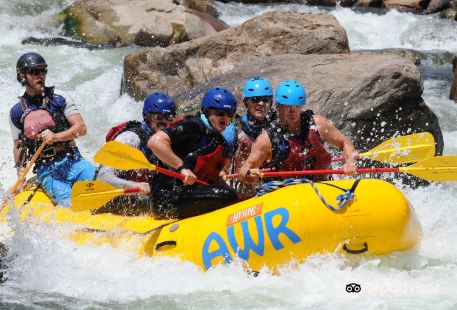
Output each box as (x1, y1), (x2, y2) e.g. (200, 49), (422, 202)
(155, 240), (177, 251)
(343, 242), (368, 254)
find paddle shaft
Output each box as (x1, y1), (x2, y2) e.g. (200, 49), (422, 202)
(1, 141), (47, 211)
(11, 141), (47, 194)
(225, 168), (273, 179)
(154, 166), (209, 186)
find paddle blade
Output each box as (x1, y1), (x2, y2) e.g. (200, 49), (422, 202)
(94, 141), (156, 171)
(360, 132), (435, 164)
(71, 181), (119, 211)
(401, 155), (457, 181)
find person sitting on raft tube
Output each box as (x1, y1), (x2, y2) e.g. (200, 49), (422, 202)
(223, 77), (277, 198)
(95, 92), (176, 216)
(148, 86), (240, 219)
(239, 80), (357, 184)
(9, 52), (95, 206)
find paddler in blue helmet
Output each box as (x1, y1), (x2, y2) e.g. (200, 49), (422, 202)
(239, 80), (357, 184)
(223, 77), (277, 198)
(9, 52), (95, 206)
(96, 92), (176, 215)
(148, 86), (240, 219)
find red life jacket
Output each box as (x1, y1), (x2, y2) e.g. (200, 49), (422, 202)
(20, 95), (56, 140)
(272, 111), (332, 175)
(233, 114), (275, 173)
(193, 144), (225, 183)
(279, 127), (332, 172)
(174, 115), (228, 184)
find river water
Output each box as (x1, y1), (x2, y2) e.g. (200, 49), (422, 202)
(1, 1), (457, 308)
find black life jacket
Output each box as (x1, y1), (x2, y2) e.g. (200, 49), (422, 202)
(106, 120), (157, 183)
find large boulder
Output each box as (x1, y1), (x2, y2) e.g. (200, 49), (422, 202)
(450, 53), (457, 102)
(383, 0), (431, 10)
(176, 53), (443, 155)
(123, 11), (350, 100)
(426, 0), (451, 12)
(56, 0), (228, 46)
(177, 0), (219, 17)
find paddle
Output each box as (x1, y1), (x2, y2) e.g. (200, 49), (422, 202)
(1, 141), (47, 211)
(94, 141), (209, 186)
(332, 132), (435, 164)
(249, 155), (457, 182)
(71, 180), (143, 211)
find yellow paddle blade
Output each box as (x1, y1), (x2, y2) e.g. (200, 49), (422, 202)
(400, 155), (457, 181)
(360, 132), (435, 164)
(94, 141), (156, 171)
(71, 180), (122, 211)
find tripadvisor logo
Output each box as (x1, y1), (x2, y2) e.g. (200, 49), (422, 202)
(346, 283), (361, 293)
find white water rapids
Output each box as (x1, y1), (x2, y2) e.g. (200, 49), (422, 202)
(1, 1), (457, 308)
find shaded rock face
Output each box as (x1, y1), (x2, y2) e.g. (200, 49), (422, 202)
(123, 11), (349, 100)
(57, 0), (228, 46)
(176, 53), (443, 155)
(219, 0), (455, 13)
(178, 0), (219, 17)
(426, 0), (451, 13)
(383, 0), (430, 10)
(450, 54), (457, 102)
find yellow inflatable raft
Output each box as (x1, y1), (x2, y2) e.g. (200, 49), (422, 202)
(2, 178), (421, 272)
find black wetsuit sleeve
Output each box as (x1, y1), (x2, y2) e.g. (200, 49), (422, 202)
(163, 118), (205, 145)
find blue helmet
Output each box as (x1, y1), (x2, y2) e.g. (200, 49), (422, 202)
(242, 77), (273, 98)
(275, 80), (306, 106)
(143, 92), (176, 117)
(201, 87), (237, 111)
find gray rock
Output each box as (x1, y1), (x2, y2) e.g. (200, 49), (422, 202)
(56, 0), (228, 46)
(426, 0), (451, 13)
(123, 11), (349, 99)
(383, 0), (431, 11)
(176, 53), (443, 155)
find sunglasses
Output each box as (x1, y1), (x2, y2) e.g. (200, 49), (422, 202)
(26, 68), (48, 75)
(249, 96), (272, 104)
(154, 114), (174, 121)
(214, 109), (235, 118)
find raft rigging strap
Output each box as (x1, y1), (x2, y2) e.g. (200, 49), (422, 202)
(256, 177), (361, 212)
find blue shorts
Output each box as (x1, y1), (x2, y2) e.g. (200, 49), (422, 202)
(36, 153), (96, 207)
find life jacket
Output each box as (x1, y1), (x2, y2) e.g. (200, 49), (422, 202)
(275, 110), (332, 173)
(176, 114), (228, 183)
(233, 111), (276, 172)
(106, 120), (156, 183)
(15, 87), (74, 168)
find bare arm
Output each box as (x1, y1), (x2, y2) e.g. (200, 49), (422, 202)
(40, 113), (87, 143)
(148, 131), (197, 185)
(314, 115), (357, 174)
(239, 130), (272, 184)
(148, 131), (182, 169)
